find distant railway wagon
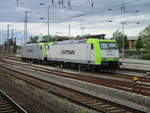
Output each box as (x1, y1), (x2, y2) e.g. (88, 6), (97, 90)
(21, 38), (120, 69)
(21, 42), (52, 62)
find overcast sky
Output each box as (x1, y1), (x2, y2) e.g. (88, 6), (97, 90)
(0, 0), (150, 44)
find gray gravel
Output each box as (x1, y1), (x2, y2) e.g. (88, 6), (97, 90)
(2, 63), (150, 113)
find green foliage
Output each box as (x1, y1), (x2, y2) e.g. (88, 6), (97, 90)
(136, 37), (143, 49)
(125, 49), (145, 59)
(124, 35), (129, 49)
(75, 35), (82, 40)
(74, 109), (90, 113)
(138, 25), (150, 60)
(29, 36), (39, 43)
(140, 53), (150, 60)
(16, 45), (22, 49)
(139, 25), (150, 52)
(0, 45), (2, 50)
(0, 52), (15, 57)
(42, 35), (54, 42)
(112, 30), (129, 51)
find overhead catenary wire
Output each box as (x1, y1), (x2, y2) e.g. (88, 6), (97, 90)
(0, 0), (144, 44)
(36, 1), (142, 26)
(68, 0), (71, 10)
(17, 0), (19, 6)
(0, 0), (147, 36)
(1, 0), (144, 25)
(79, 0), (141, 18)
(52, 0), (54, 5)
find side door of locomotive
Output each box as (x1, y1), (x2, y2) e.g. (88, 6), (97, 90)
(87, 43), (95, 64)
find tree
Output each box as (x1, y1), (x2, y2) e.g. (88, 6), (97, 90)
(29, 36), (39, 43)
(75, 35), (82, 40)
(139, 25), (150, 52)
(112, 30), (129, 51)
(138, 25), (150, 59)
(42, 35), (54, 42)
(136, 37), (143, 49)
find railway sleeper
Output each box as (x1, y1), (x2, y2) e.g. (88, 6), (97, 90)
(0, 101), (9, 105)
(100, 104), (112, 108)
(109, 109), (126, 113)
(0, 106), (14, 110)
(105, 107), (119, 110)
(0, 109), (17, 113)
(0, 103), (12, 107)
(90, 102), (104, 106)
(80, 98), (95, 103)
(85, 100), (98, 104)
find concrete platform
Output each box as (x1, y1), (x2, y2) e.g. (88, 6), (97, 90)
(120, 58), (150, 65)
(120, 59), (150, 72)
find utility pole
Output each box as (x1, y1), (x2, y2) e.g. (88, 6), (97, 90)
(69, 24), (71, 38)
(7, 25), (9, 40)
(24, 11), (27, 44)
(121, 3), (126, 61)
(122, 22), (125, 62)
(11, 29), (14, 38)
(80, 27), (85, 38)
(48, 6), (50, 36)
(80, 22), (86, 38)
(120, 21), (126, 61)
(24, 11), (31, 44)
(7, 24), (13, 40)
(40, 3), (51, 37)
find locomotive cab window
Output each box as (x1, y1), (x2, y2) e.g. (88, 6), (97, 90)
(100, 42), (117, 50)
(91, 44), (94, 49)
(45, 44), (49, 50)
(109, 43), (117, 49)
(100, 43), (109, 49)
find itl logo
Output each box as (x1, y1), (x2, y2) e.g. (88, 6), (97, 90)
(61, 50), (75, 55)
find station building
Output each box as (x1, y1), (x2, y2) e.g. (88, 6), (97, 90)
(128, 36), (138, 50)
(4, 38), (17, 54)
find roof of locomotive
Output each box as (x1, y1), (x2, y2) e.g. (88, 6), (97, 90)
(53, 38), (116, 45)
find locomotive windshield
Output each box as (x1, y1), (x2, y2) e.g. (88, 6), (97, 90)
(44, 44), (49, 50)
(100, 42), (117, 49)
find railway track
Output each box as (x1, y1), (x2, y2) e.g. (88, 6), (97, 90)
(4, 56), (150, 74)
(1, 57), (149, 81)
(119, 68), (149, 74)
(0, 89), (27, 113)
(0, 59), (150, 97)
(0, 65), (145, 113)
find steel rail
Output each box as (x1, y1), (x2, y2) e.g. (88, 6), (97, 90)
(0, 59), (150, 96)
(0, 66), (145, 113)
(0, 89), (28, 113)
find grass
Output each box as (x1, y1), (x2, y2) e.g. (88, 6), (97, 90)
(0, 52), (16, 57)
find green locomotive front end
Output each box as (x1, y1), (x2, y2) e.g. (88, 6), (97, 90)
(87, 38), (120, 68)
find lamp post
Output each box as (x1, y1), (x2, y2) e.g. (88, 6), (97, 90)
(80, 27), (85, 37)
(24, 11), (31, 45)
(7, 24), (13, 40)
(40, 3), (51, 36)
(120, 21), (126, 61)
(69, 24), (71, 38)
(11, 29), (14, 38)
(48, 6), (50, 36)
(80, 23), (86, 38)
